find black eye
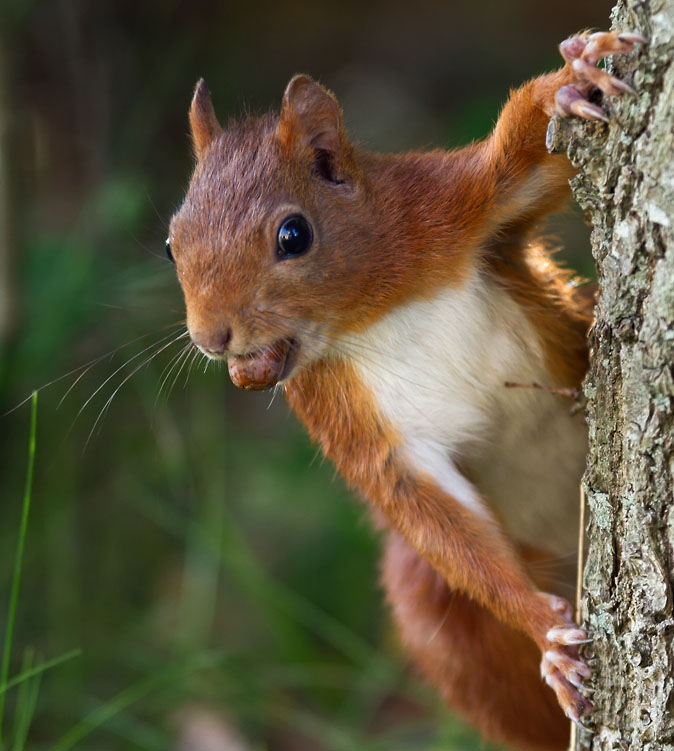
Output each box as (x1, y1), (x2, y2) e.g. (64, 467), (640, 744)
(165, 237), (174, 263)
(276, 215), (313, 259)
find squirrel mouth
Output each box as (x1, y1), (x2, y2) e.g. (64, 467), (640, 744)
(228, 338), (298, 391)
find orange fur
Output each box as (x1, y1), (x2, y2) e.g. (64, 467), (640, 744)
(381, 533), (569, 751)
(171, 60), (595, 750)
(285, 356), (582, 747)
(286, 359), (575, 649)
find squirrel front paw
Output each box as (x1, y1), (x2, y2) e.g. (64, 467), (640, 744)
(555, 30), (647, 122)
(537, 594), (593, 725)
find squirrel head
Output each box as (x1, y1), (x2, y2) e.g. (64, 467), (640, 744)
(169, 75), (388, 390)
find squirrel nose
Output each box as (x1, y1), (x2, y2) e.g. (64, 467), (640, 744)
(192, 327), (232, 357)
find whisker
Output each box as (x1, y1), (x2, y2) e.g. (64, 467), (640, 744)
(84, 331), (189, 451)
(57, 357), (112, 411)
(155, 339), (191, 405)
(143, 187), (178, 231)
(526, 551), (578, 573)
(183, 348), (200, 389)
(166, 344), (196, 401)
(76, 329), (189, 423)
(267, 383), (282, 410)
(3, 322), (186, 418)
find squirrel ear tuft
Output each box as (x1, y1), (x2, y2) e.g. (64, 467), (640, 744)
(189, 79), (222, 157)
(279, 75), (345, 157)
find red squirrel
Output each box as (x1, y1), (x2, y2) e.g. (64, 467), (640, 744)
(167, 31), (644, 751)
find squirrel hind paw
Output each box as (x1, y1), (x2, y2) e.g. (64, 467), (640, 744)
(555, 30), (646, 121)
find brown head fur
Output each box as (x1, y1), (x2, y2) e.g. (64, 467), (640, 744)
(169, 76), (494, 373)
(171, 69), (589, 388)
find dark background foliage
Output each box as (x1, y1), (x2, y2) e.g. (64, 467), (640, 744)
(0, 1), (610, 748)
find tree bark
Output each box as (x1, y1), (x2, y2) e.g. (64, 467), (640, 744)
(548, 2), (674, 748)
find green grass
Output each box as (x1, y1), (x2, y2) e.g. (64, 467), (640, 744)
(0, 393), (84, 749)
(51, 651), (226, 751)
(0, 392), (38, 749)
(0, 343), (483, 749)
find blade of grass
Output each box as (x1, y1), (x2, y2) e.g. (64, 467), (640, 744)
(10, 650), (33, 751)
(0, 649), (82, 697)
(0, 391), (38, 746)
(96, 710), (172, 751)
(126, 475), (391, 671)
(11, 649), (41, 751)
(51, 650), (225, 751)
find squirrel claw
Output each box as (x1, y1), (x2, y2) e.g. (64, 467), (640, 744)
(544, 666), (594, 723)
(571, 59), (636, 96)
(556, 29), (645, 121)
(567, 711), (591, 732)
(574, 101), (609, 123)
(544, 649), (592, 679)
(538, 595), (593, 720)
(581, 30), (643, 65)
(555, 85), (609, 122)
(618, 32), (648, 45)
(546, 625), (590, 645)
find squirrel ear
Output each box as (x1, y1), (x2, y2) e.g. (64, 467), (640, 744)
(189, 79), (222, 157)
(279, 75), (345, 166)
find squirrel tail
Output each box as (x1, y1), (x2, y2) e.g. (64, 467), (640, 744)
(381, 531), (570, 751)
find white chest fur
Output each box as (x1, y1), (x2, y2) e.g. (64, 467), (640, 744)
(339, 274), (587, 557)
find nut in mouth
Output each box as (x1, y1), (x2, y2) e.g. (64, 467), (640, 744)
(228, 338), (299, 390)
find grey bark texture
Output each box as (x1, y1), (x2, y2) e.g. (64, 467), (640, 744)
(548, 2), (674, 749)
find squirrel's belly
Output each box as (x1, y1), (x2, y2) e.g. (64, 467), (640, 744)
(341, 277), (586, 559)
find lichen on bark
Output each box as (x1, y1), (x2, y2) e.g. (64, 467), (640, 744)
(548, 1), (674, 748)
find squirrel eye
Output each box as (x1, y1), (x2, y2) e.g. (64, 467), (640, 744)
(165, 238), (174, 263)
(277, 215), (313, 259)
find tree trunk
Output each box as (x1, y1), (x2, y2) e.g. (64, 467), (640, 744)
(548, 2), (674, 748)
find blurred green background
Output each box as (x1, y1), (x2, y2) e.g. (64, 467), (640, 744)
(0, 1), (610, 749)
